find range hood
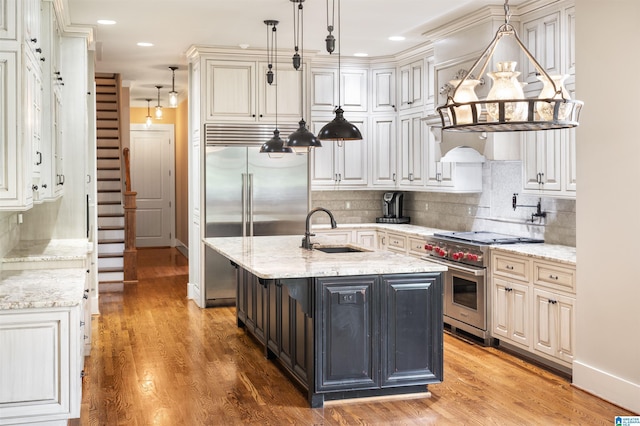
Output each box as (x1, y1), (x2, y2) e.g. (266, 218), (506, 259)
(423, 115), (520, 162)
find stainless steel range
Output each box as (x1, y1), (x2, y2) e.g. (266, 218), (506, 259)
(422, 231), (543, 343)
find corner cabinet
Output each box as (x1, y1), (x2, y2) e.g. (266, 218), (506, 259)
(235, 266), (443, 407)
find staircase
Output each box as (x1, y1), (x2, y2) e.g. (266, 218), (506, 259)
(95, 73), (126, 292)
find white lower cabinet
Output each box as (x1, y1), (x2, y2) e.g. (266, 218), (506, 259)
(491, 249), (576, 370)
(355, 229), (378, 249)
(533, 288), (575, 364)
(492, 277), (530, 349)
(0, 305), (84, 425)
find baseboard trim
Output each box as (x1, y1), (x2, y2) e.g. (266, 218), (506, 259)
(572, 360), (640, 414)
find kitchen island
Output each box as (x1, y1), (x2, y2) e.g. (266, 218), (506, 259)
(204, 235), (447, 407)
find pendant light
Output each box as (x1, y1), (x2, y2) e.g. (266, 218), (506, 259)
(317, 0), (363, 142)
(260, 19), (293, 158)
(168, 66), (178, 107)
(285, 0), (321, 154)
(436, 0), (582, 132)
(145, 98), (153, 128)
(155, 85), (163, 119)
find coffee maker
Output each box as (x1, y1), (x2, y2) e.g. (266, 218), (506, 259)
(376, 192), (410, 224)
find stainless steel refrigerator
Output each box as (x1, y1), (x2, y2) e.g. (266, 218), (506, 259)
(204, 144), (308, 307)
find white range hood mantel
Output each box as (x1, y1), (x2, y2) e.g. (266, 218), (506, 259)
(423, 115), (521, 162)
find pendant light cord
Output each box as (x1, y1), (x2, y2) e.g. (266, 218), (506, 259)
(337, 0), (341, 110)
(274, 24), (278, 129)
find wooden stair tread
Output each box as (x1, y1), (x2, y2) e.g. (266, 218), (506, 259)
(98, 213), (125, 217)
(98, 253), (124, 259)
(98, 239), (125, 244)
(98, 225), (125, 231)
(98, 201), (121, 205)
(98, 267), (124, 273)
(98, 189), (122, 193)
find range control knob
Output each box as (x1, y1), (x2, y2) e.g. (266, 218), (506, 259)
(437, 247), (447, 257)
(452, 251), (464, 260)
(465, 253), (479, 261)
(424, 244), (433, 251)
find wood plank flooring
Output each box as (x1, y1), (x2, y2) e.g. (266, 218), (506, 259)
(76, 247), (635, 425)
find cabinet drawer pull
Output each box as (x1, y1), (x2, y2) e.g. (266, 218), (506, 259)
(548, 274), (559, 280)
(80, 321), (85, 327)
(505, 265), (514, 270)
(548, 299), (557, 304)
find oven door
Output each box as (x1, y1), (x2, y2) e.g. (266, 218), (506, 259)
(425, 257), (486, 332)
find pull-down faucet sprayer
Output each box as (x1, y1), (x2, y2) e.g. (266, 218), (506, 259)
(301, 207), (337, 250)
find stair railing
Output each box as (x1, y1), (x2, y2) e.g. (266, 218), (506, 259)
(122, 147), (137, 283)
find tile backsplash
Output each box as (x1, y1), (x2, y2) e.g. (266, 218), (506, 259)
(312, 161), (576, 246)
(0, 212), (20, 258)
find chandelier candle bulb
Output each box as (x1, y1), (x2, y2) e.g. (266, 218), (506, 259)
(485, 61), (526, 122)
(448, 79), (482, 124)
(536, 74), (571, 120)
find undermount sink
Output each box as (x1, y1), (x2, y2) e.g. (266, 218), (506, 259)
(314, 245), (366, 253)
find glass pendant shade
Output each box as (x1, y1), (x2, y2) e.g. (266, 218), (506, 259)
(317, 107), (363, 141)
(169, 91), (178, 107)
(155, 85), (163, 119)
(287, 120), (322, 154)
(447, 79), (481, 125)
(260, 129), (293, 158)
(536, 74), (570, 120)
(145, 115), (152, 127)
(486, 61), (526, 122)
(145, 98), (152, 127)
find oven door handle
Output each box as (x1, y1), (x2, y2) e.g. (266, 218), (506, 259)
(422, 257), (486, 277)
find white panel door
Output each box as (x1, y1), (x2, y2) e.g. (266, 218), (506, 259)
(130, 124), (175, 247)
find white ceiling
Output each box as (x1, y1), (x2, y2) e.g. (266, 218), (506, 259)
(65, 0), (515, 107)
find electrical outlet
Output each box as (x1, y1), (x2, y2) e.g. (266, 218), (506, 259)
(468, 207), (473, 216)
(17, 213), (23, 224)
(345, 201), (351, 209)
(425, 203), (429, 211)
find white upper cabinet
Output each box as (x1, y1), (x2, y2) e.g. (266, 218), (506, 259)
(310, 116), (368, 189)
(370, 116), (397, 187)
(371, 68), (396, 113)
(257, 61), (302, 123)
(398, 112), (424, 187)
(22, 0), (42, 60)
(311, 66), (368, 113)
(0, 0), (17, 41)
(398, 58), (424, 111)
(522, 129), (562, 193)
(521, 11), (561, 85)
(204, 60), (255, 121)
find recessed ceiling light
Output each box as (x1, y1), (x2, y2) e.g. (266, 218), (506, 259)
(388, 36), (406, 41)
(137, 42), (154, 47)
(97, 19), (116, 25)
(239, 44), (250, 49)
(354, 53), (368, 57)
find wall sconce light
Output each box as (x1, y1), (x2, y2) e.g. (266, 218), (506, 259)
(168, 66), (178, 107)
(155, 85), (163, 119)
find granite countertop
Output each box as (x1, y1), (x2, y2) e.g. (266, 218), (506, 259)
(489, 243), (576, 265)
(0, 268), (87, 310)
(204, 235), (447, 279)
(2, 239), (91, 264)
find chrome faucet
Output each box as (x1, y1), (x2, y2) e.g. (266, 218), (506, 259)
(301, 207), (337, 250)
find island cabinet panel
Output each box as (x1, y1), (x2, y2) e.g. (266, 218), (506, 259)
(266, 279), (313, 388)
(381, 274), (443, 387)
(239, 269), (266, 344)
(315, 276), (379, 392)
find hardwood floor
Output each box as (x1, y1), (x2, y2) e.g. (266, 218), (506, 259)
(77, 247), (635, 425)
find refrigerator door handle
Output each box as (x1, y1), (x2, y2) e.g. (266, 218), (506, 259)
(241, 173), (247, 237)
(248, 173), (254, 237)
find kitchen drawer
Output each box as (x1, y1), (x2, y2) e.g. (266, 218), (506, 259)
(407, 237), (427, 258)
(492, 253), (530, 282)
(386, 233), (407, 253)
(533, 261), (575, 293)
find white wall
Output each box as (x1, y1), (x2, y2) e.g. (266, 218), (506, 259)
(574, 0), (640, 413)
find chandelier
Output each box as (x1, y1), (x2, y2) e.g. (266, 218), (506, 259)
(436, 0), (583, 132)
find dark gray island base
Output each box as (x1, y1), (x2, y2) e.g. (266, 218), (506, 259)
(235, 271), (443, 407)
(205, 236), (445, 407)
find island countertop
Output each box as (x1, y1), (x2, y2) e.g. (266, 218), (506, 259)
(204, 235), (447, 279)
